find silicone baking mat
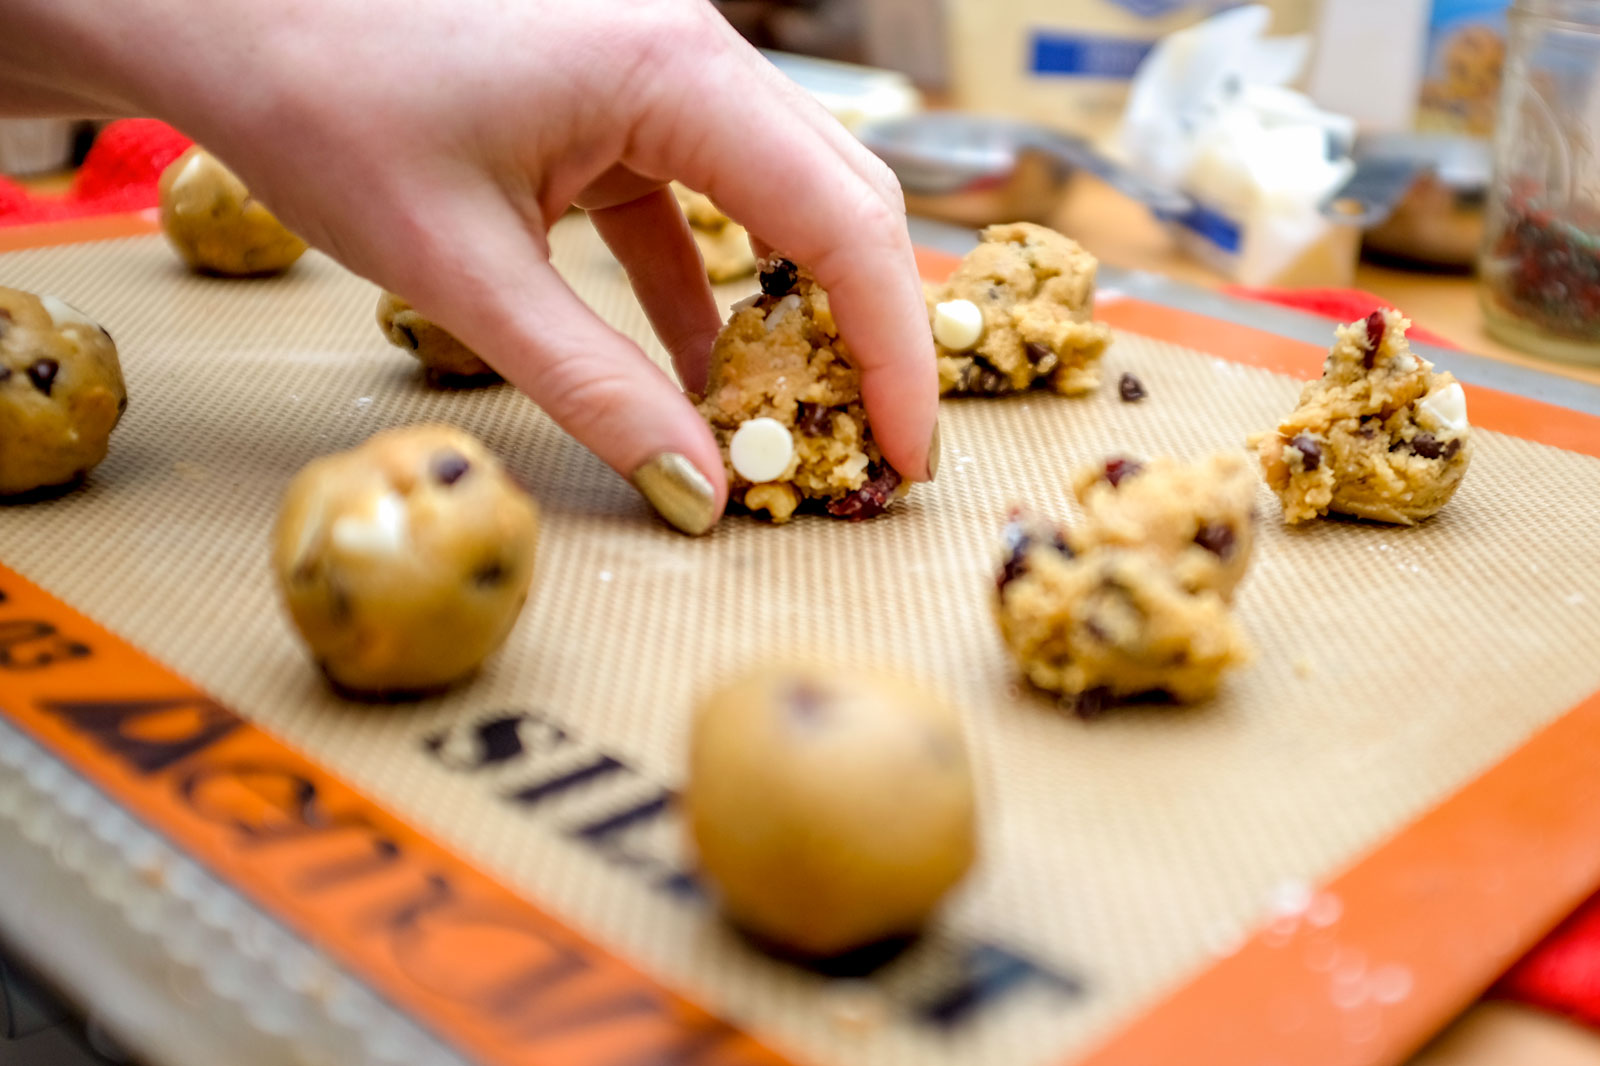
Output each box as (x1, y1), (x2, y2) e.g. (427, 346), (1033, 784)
(3, 213), (1600, 1066)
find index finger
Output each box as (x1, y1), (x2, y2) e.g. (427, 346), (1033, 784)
(634, 47), (938, 481)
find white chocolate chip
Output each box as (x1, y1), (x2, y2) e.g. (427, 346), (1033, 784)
(331, 492), (409, 555)
(729, 417), (795, 483)
(1416, 382), (1469, 433)
(38, 294), (98, 331)
(763, 294), (803, 333)
(933, 299), (984, 351)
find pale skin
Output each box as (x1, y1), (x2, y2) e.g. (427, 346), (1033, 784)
(0, 0), (939, 530)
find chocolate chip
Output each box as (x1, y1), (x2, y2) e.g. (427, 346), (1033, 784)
(1407, 432), (1445, 459)
(960, 362), (1011, 395)
(1025, 342), (1059, 375)
(1104, 456), (1144, 487)
(397, 323), (420, 350)
(786, 681), (828, 722)
(1442, 438), (1461, 460)
(759, 259), (798, 298)
(998, 520), (1032, 592)
(826, 463), (902, 520)
(472, 561), (508, 588)
(0, 366), (10, 384)
(26, 359), (59, 396)
(1289, 434), (1322, 472)
(1072, 687), (1113, 720)
(795, 402), (833, 436)
(116, 395), (126, 414)
(432, 450), (471, 485)
(1194, 522), (1236, 558)
(1118, 372), (1147, 402)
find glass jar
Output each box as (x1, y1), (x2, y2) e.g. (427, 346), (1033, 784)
(1478, 0), (1600, 364)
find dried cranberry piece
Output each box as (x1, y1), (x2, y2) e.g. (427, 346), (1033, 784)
(1289, 435), (1322, 472)
(795, 402), (833, 436)
(759, 259), (799, 298)
(1118, 373), (1147, 402)
(1194, 522), (1236, 558)
(826, 463), (902, 520)
(26, 358), (59, 396)
(432, 450), (471, 485)
(1104, 456), (1144, 487)
(1365, 310), (1386, 360)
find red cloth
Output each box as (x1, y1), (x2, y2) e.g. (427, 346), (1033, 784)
(4, 133), (1598, 1027)
(0, 118), (191, 227)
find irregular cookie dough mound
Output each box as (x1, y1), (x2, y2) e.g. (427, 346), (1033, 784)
(927, 222), (1113, 397)
(158, 146), (307, 276)
(0, 287), (126, 496)
(697, 259), (909, 523)
(376, 291), (499, 383)
(672, 183), (757, 283)
(1249, 309), (1473, 525)
(994, 453), (1256, 711)
(685, 665), (977, 958)
(273, 424), (539, 696)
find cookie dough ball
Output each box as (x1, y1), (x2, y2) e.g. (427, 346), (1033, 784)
(672, 183), (757, 283)
(1249, 309), (1473, 525)
(696, 259), (909, 523)
(994, 452), (1257, 711)
(927, 222), (1112, 397)
(273, 424), (539, 695)
(376, 292), (499, 383)
(158, 146), (307, 276)
(685, 666), (977, 958)
(0, 287), (126, 496)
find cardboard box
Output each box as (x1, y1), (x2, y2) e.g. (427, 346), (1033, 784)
(946, 0), (1318, 144)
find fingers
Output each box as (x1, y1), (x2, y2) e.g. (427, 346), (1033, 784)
(637, 45), (937, 481)
(398, 188), (727, 535)
(588, 183), (722, 396)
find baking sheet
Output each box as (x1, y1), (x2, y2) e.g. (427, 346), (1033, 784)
(3, 217), (1600, 1066)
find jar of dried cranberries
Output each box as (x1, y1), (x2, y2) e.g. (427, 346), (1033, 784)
(1479, 0), (1600, 363)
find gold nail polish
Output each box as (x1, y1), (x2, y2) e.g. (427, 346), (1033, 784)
(632, 452), (716, 536)
(926, 419), (942, 480)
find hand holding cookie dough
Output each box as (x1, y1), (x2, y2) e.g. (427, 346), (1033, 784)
(0, 0), (937, 536)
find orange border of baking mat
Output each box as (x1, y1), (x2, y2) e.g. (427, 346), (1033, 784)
(0, 225), (1593, 1066)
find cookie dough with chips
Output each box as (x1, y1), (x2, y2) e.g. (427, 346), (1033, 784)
(995, 453), (1257, 711)
(376, 291), (499, 383)
(685, 665), (977, 958)
(0, 287), (126, 496)
(158, 146), (307, 276)
(696, 258), (909, 523)
(1249, 309), (1473, 525)
(672, 183), (757, 283)
(273, 424), (539, 696)
(928, 222), (1113, 397)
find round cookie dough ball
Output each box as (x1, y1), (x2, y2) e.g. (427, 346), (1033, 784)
(272, 424), (539, 696)
(685, 666), (977, 958)
(0, 287), (126, 496)
(159, 146), (307, 276)
(376, 292), (499, 383)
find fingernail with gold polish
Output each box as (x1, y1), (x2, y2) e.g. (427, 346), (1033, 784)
(926, 419), (942, 480)
(632, 452), (717, 536)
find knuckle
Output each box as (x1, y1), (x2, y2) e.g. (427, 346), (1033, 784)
(534, 360), (638, 445)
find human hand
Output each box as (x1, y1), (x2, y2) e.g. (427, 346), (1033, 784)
(15, 0), (939, 533)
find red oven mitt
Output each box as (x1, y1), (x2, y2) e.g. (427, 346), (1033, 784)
(0, 118), (191, 227)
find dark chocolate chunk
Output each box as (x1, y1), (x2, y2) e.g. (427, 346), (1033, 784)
(397, 323), (420, 350)
(1441, 438), (1461, 460)
(795, 402), (833, 436)
(1289, 434), (1322, 472)
(1072, 687), (1113, 720)
(1194, 522), (1236, 558)
(472, 561), (509, 588)
(960, 362), (1011, 395)
(1407, 433), (1445, 460)
(26, 358), (59, 396)
(826, 463), (902, 521)
(1025, 342), (1060, 375)
(432, 450), (471, 485)
(759, 258), (799, 298)
(1118, 372), (1147, 402)
(1104, 456), (1144, 487)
